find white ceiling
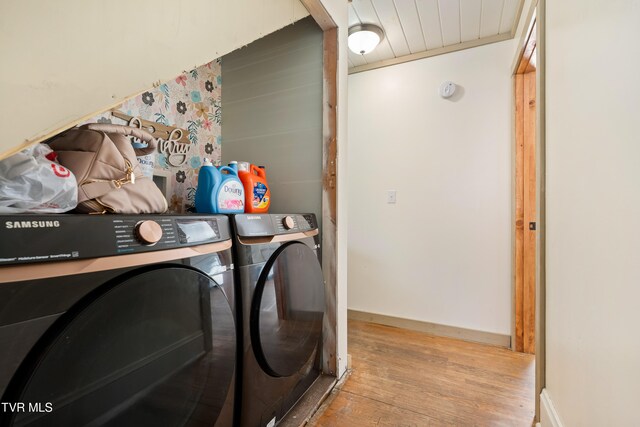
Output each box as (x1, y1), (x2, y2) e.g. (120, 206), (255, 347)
(348, 0), (524, 72)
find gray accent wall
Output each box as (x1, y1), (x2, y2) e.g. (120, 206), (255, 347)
(221, 17), (323, 230)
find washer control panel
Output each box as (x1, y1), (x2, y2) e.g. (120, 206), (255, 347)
(113, 217), (177, 252)
(134, 220), (164, 245)
(234, 213), (317, 237)
(0, 214), (230, 266)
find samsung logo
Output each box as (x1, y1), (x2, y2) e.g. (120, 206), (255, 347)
(5, 221), (61, 229)
(246, 216), (262, 220)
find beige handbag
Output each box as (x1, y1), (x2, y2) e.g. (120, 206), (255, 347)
(48, 123), (168, 214)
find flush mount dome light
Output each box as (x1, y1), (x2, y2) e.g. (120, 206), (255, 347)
(348, 24), (385, 55)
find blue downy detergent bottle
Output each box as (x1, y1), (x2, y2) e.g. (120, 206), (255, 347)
(216, 161), (245, 213)
(195, 158), (221, 213)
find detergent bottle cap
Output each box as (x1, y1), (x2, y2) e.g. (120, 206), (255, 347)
(131, 141), (148, 149)
(229, 161), (238, 165)
(203, 158), (213, 167)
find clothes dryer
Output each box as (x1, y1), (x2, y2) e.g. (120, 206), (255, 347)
(231, 214), (324, 427)
(0, 214), (238, 427)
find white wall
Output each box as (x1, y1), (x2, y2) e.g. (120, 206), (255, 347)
(348, 40), (515, 335)
(543, 0), (640, 425)
(0, 0), (309, 160)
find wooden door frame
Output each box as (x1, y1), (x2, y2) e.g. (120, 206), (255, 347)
(512, 0), (545, 422)
(514, 20), (537, 355)
(300, 0), (340, 377)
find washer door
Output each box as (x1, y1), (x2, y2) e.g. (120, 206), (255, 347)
(0, 266), (236, 427)
(251, 242), (325, 378)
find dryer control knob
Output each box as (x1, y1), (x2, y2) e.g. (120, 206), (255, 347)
(135, 220), (163, 245)
(282, 216), (295, 230)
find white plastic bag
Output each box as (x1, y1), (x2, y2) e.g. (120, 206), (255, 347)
(0, 144), (78, 213)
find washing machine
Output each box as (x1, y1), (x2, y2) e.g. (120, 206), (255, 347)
(231, 213), (325, 427)
(0, 214), (238, 427)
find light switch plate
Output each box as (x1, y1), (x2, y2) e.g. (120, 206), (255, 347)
(387, 190), (397, 204)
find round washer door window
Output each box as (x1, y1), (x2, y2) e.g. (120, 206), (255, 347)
(1, 266), (236, 427)
(251, 242), (325, 377)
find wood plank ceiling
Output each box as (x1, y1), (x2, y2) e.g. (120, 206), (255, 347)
(348, 0), (525, 73)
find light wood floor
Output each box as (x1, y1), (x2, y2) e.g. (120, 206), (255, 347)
(308, 320), (535, 426)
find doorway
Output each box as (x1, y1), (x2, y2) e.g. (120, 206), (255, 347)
(513, 2), (546, 421)
(514, 14), (537, 355)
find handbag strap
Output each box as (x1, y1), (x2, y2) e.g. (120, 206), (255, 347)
(77, 159), (137, 202)
(81, 123), (157, 156)
(79, 180), (120, 203)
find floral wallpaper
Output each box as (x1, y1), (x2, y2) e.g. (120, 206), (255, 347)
(87, 59), (222, 213)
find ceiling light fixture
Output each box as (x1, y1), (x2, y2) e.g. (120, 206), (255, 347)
(348, 24), (385, 55)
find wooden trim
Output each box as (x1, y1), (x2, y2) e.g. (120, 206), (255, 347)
(300, 0), (335, 31)
(523, 71), (537, 354)
(515, 70), (536, 355)
(349, 33), (513, 75)
(514, 73), (525, 353)
(514, 3), (538, 356)
(347, 310), (511, 348)
(0, 240), (232, 283)
(320, 26), (338, 377)
(535, 0), (546, 420)
(304, 0), (339, 377)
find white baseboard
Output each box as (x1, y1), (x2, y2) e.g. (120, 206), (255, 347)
(540, 388), (564, 427)
(347, 309), (511, 348)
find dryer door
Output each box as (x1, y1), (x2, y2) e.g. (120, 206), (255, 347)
(0, 266), (236, 427)
(251, 242), (325, 377)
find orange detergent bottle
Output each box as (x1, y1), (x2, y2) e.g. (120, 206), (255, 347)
(238, 163), (271, 213)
